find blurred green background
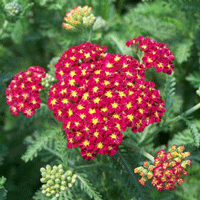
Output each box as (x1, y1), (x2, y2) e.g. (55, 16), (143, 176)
(1, 0), (200, 199)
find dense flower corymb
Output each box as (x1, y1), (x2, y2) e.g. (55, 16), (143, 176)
(5, 66), (46, 117)
(134, 145), (191, 191)
(47, 41), (170, 160)
(126, 36), (174, 75)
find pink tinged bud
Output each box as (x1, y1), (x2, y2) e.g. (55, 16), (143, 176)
(143, 160), (149, 168)
(186, 160), (191, 166)
(171, 144), (177, 151)
(147, 172), (153, 179)
(177, 178), (184, 185)
(138, 178), (145, 186)
(178, 146), (185, 152)
(182, 170), (188, 176)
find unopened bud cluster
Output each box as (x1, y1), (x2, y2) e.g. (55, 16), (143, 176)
(41, 73), (56, 89)
(134, 145), (191, 191)
(40, 164), (77, 198)
(4, 0), (23, 22)
(62, 6), (96, 30)
(83, 14), (96, 26)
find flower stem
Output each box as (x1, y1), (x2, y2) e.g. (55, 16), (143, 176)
(164, 102), (200, 127)
(0, 20), (8, 39)
(140, 150), (154, 162)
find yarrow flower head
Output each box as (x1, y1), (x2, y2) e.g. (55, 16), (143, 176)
(62, 6), (96, 31)
(5, 66), (46, 117)
(47, 40), (172, 160)
(126, 36), (174, 75)
(40, 164), (77, 198)
(134, 145), (191, 191)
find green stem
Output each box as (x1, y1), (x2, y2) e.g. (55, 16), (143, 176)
(43, 146), (60, 158)
(87, 27), (92, 42)
(140, 150), (154, 162)
(166, 102), (200, 125)
(0, 20), (8, 39)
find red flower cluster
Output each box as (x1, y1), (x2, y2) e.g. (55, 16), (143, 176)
(5, 66), (46, 117)
(126, 36), (174, 75)
(134, 145), (191, 191)
(47, 42), (168, 160)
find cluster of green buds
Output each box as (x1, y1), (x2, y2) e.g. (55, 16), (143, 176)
(41, 73), (56, 89)
(40, 164), (77, 198)
(4, 0), (23, 22)
(62, 6), (96, 31)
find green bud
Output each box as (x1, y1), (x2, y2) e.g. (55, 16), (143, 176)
(72, 174), (77, 179)
(42, 189), (46, 194)
(51, 190), (56, 194)
(46, 165), (51, 171)
(41, 172), (46, 177)
(66, 170), (72, 176)
(61, 175), (66, 180)
(68, 183), (73, 188)
(46, 175), (51, 180)
(61, 181), (66, 185)
(58, 164), (63, 169)
(46, 192), (51, 197)
(71, 178), (76, 183)
(55, 184), (60, 189)
(67, 177), (71, 182)
(47, 180), (54, 186)
(40, 178), (46, 183)
(40, 167), (46, 173)
(55, 179), (60, 184)
(59, 169), (64, 174)
(53, 166), (58, 171)
(60, 186), (65, 191)
(55, 193), (59, 198)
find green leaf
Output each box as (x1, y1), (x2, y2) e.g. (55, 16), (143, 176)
(186, 71), (200, 89)
(77, 173), (103, 200)
(169, 119), (200, 147)
(21, 128), (59, 162)
(174, 39), (193, 64)
(182, 118), (200, 148)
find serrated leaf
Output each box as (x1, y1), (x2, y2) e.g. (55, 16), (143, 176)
(186, 72), (200, 88)
(174, 39), (193, 64)
(21, 128), (59, 162)
(77, 173), (103, 200)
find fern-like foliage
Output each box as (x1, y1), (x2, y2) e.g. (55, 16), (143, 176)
(186, 72), (200, 89)
(21, 127), (59, 162)
(77, 173), (103, 200)
(161, 73), (176, 124)
(110, 142), (153, 200)
(169, 119), (200, 148)
(182, 118), (200, 148)
(55, 131), (70, 168)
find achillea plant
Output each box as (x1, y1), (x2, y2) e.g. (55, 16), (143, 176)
(134, 145), (191, 191)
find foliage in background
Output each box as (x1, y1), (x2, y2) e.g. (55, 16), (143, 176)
(1, 0), (200, 199)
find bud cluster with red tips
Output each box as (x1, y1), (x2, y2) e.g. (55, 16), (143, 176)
(134, 145), (191, 191)
(126, 36), (174, 75)
(5, 66), (46, 117)
(47, 40), (171, 160)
